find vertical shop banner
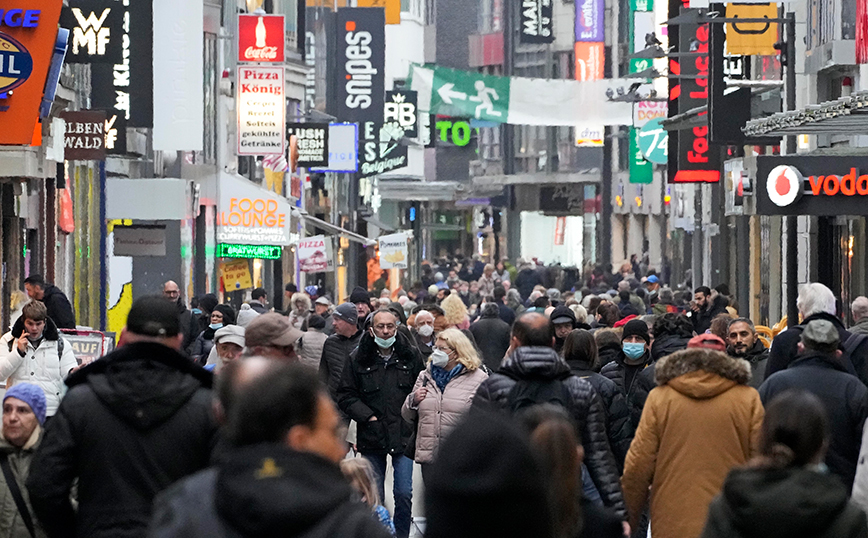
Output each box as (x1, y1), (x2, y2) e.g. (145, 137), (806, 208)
(378, 233), (409, 269)
(60, 0), (124, 64)
(335, 8), (386, 123)
(629, 127), (653, 183)
(385, 90), (418, 138)
(298, 235), (335, 273)
(286, 123), (329, 167)
(725, 3), (778, 56)
(311, 123), (359, 173)
(554, 217), (566, 246)
(61, 110), (107, 160)
(575, 0), (604, 41)
(574, 42), (604, 147)
(237, 66), (286, 155)
(859, 0), (868, 64)
(238, 14), (285, 63)
(91, 0), (153, 128)
(520, 0), (554, 44)
(0, 0), (64, 145)
(153, 0), (203, 151)
(666, 0), (680, 183)
(357, 0), (401, 24)
(103, 111), (126, 154)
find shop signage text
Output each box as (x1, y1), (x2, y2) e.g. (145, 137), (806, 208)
(61, 110), (107, 160)
(435, 118), (473, 147)
(757, 156), (868, 215)
(60, 1), (123, 64)
(334, 8), (385, 123)
(298, 235), (334, 273)
(217, 174), (291, 246)
(113, 225), (166, 256)
(385, 90), (417, 138)
(378, 233), (409, 269)
(220, 259), (253, 290)
(359, 120), (408, 178)
(238, 14), (284, 63)
(520, 0), (553, 44)
(575, 0), (604, 42)
(286, 123), (329, 167)
(237, 66), (286, 155)
(217, 243), (282, 260)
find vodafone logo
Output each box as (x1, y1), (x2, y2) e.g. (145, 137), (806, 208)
(766, 165), (803, 207)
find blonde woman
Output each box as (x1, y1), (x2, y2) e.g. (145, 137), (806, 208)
(340, 458), (396, 536)
(401, 328), (488, 482)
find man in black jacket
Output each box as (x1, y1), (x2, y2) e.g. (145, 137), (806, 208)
(472, 312), (627, 521)
(148, 362), (390, 538)
(23, 275), (75, 330)
(601, 319), (654, 429)
(469, 303), (511, 371)
(726, 317), (769, 389)
(26, 296), (217, 538)
(759, 319), (868, 489)
(493, 286), (516, 326)
(337, 309), (424, 538)
(163, 280), (196, 352)
(319, 303), (362, 404)
(690, 286), (726, 334)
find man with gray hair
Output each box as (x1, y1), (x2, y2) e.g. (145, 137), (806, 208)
(767, 282), (868, 385)
(851, 296), (868, 336)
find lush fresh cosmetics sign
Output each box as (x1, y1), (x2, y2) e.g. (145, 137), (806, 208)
(238, 14), (284, 63)
(286, 123), (329, 167)
(520, 0), (554, 44)
(335, 8), (385, 123)
(60, 1), (123, 64)
(237, 66), (286, 155)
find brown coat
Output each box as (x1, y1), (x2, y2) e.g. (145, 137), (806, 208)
(621, 349), (764, 538)
(401, 365), (488, 464)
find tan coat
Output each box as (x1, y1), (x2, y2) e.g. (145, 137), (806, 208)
(401, 365), (488, 464)
(621, 349), (764, 538)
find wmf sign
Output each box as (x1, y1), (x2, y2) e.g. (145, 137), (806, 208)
(60, 1), (123, 64)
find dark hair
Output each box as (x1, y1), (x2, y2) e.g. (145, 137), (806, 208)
(493, 286), (507, 301)
(694, 286), (712, 297)
(513, 313), (554, 347)
(199, 294), (219, 314)
(126, 295), (182, 337)
(534, 296), (550, 309)
(618, 290), (631, 303)
(562, 330), (599, 371)
(596, 303), (620, 327)
(652, 313), (694, 339)
(228, 363), (324, 446)
(252, 287), (267, 300)
(714, 283), (731, 296)
(586, 296), (603, 316)
(285, 283), (298, 293)
(759, 390), (829, 469)
(23, 274), (45, 288)
(21, 301), (48, 323)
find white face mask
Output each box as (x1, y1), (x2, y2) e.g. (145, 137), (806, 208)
(417, 324), (434, 337)
(430, 349), (449, 368)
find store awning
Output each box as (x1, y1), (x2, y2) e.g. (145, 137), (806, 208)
(472, 170), (601, 187)
(292, 208), (377, 246)
(361, 214), (395, 233)
(743, 90), (868, 137)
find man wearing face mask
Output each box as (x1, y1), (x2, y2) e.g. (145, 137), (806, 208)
(411, 310), (436, 360)
(337, 309), (424, 538)
(600, 319), (654, 429)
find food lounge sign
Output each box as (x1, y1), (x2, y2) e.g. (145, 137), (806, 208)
(757, 156), (868, 216)
(217, 175), (291, 246)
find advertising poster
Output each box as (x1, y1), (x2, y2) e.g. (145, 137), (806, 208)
(298, 235), (334, 273)
(520, 0), (554, 43)
(286, 123), (329, 167)
(378, 233), (409, 269)
(238, 14), (285, 62)
(334, 8), (386, 123)
(575, 0), (604, 42)
(221, 260), (254, 290)
(237, 66), (286, 155)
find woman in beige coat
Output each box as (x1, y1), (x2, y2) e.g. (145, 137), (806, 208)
(402, 328), (488, 482)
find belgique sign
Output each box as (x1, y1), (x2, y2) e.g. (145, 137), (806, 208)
(756, 156), (868, 216)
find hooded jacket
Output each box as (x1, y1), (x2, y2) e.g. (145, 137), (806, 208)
(759, 352), (868, 489)
(319, 330), (362, 404)
(26, 342), (217, 538)
(147, 444), (391, 538)
(621, 349), (764, 538)
(337, 332), (424, 455)
(472, 346), (627, 518)
(39, 285), (75, 330)
(600, 349), (654, 429)
(702, 467), (868, 538)
(727, 340), (769, 389)
(0, 427), (45, 538)
(468, 312), (511, 372)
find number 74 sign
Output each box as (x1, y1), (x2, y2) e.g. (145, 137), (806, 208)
(637, 118), (668, 164)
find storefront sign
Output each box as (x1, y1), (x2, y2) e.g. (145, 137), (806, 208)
(630, 128), (653, 184)
(576, 0), (604, 42)
(103, 111), (126, 154)
(757, 156), (868, 215)
(334, 8), (385, 123)
(217, 174), (291, 246)
(359, 120), (408, 178)
(310, 123), (358, 173)
(217, 243), (282, 260)
(220, 259), (254, 291)
(574, 42), (604, 146)
(633, 101), (667, 128)
(0, 1), (64, 145)
(378, 233), (409, 269)
(433, 118), (473, 147)
(725, 3), (778, 56)
(520, 0), (553, 44)
(62, 331), (111, 364)
(638, 118), (668, 164)
(286, 123), (329, 167)
(385, 90), (417, 138)
(60, 1), (123, 64)
(238, 14), (284, 63)
(298, 235), (334, 273)
(113, 225), (167, 256)
(237, 66), (286, 155)
(61, 110), (106, 160)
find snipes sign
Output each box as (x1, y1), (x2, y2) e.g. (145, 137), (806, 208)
(757, 156), (868, 216)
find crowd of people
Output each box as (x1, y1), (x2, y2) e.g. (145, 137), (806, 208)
(3, 259), (868, 537)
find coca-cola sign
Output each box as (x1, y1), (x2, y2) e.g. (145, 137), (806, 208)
(238, 14), (284, 63)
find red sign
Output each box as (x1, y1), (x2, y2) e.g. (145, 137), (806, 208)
(238, 14), (284, 63)
(554, 217), (566, 246)
(574, 42), (604, 81)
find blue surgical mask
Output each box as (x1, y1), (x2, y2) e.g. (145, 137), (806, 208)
(623, 342), (646, 360)
(209, 323), (224, 330)
(374, 335), (396, 349)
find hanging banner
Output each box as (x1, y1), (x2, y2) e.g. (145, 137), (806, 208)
(409, 64), (635, 126)
(298, 235), (334, 273)
(60, 1), (124, 64)
(358, 121), (409, 178)
(385, 90), (418, 138)
(725, 3), (778, 56)
(520, 0), (554, 43)
(334, 8), (386, 123)
(633, 101), (667, 128)
(310, 123), (359, 173)
(378, 233), (409, 269)
(238, 14), (285, 63)
(575, 0), (604, 42)
(220, 259), (254, 291)
(859, 0), (868, 64)
(59, 188), (75, 233)
(237, 66), (286, 155)
(286, 123), (329, 167)
(554, 217), (566, 246)
(61, 110), (107, 160)
(574, 42), (604, 147)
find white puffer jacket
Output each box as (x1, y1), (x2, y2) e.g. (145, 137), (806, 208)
(0, 331), (77, 416)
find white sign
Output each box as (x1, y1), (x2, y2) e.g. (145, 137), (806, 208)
(633, 101), (668, 128)
(310, 123), (358, 173)
(766, 165), (803, 207)
(378, 233), (409, 269)
(237, 66), (286, 155)
(113, 226), (167, 257)
(217, 173), (292, 246)
(298, 235), (334, 273)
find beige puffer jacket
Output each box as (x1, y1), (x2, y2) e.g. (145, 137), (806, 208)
(401, 365), (488, 464)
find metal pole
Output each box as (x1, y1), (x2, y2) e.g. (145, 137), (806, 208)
(692, 184), (701, 289)
(785, 12), (798, 327)
(99, 160), (107, 331)
(601, 127), (612, 266)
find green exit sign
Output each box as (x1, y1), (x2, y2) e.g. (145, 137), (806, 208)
(217, 244), (282, 260)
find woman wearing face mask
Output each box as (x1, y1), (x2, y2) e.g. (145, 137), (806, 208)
(600, 319), (653, 425)
(401, 328), (488, 483)
(188, 304), (236, 365)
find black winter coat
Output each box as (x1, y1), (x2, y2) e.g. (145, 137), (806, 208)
(469, 314), (511, 372)
(411, 330), (434, 360)
(27, 342), (217, 538)
(337, 332), (424, 455)
(567, 360), (634, 471)
(472, 346), (626, 518)
(691, 298), (727, 335)
(650, 334), (690, 362)
(600, 350), (654, 430)
(319, 330), (362, 401)
(597, 342), (621, 371)
(515, 269), (542, 301)
(147, 444), (391, 538)
(728, 340), (769, 389)
(759, 352), (868, 489)
(41, 284), (75, 330)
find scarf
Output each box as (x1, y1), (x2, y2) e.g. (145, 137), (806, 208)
(431, 364), (464, 393)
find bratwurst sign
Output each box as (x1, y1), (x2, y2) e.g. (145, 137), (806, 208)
(757, 156), (868, 216)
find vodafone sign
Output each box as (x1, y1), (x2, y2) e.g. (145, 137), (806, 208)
(766, 165), (803, 207)
(757, 156), (868, 216)
(238, 14), (284, 63)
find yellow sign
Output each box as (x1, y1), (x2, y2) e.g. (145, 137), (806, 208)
(357, 0), (400, 24)
(726, 3), (778, 56)
(221, 260), (254, 291)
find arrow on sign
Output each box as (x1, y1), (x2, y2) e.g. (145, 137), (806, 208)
(437, 83), (467, 105)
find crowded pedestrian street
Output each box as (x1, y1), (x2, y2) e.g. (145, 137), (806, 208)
(2, 0), (868, 536)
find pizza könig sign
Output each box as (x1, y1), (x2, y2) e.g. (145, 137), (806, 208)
(757, 156), (868, 216)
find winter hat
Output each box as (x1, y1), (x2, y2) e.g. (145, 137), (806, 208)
(550, 305), (577, 326)
(236, 304), (260, 328)
(802, 319), (840, 349)
(213, 304), (237, 325)
(5, 383), (47, 425)
(349, 286), (370, 305)
(127, 295), (181, 337)
(333, 303), (359, 326)
(214, 325), (245, 348)
(427, 284), (439, 296)
(307, 314), (326, 330)
(687, 333), (727, 352)
(425, 410), (552, 538)
(621, 319), (650, 344)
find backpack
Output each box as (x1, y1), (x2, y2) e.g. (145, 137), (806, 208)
(506, 377), (575, 417)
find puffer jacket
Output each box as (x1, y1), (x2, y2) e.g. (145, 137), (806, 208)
(472, 346), (626, 518)
(0, 427), (46, 538)
(600, 350), (654, 429)
(401, 365), (488, 463)
(650, 333), (690, 362)
(297, 329), (328, 371)
(319, 330), (362, 402)
(0, 318), (78, 416)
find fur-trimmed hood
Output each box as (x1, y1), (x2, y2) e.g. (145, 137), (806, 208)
(655, 348), (752, 399)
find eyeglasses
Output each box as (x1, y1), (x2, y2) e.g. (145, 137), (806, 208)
(434, 346), (453, 354)
(374, 324), (397, 331)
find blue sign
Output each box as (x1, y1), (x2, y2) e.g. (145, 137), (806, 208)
(0, 32), (33, 93)
(638, 118), (668, 165)
(0, 10), (41, 28)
